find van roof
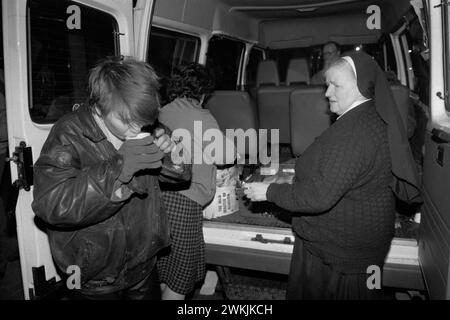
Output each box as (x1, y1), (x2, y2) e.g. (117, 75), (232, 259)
(223, 0), (384, 19)
(219, 0), (411, 48)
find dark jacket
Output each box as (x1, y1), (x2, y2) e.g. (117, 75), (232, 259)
(32, 106), (191, 294)
(267, 101), (395, 273)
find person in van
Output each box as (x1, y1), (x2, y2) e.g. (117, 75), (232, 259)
(157, 62), (236, 300)
(311, 41), (341, 85)
(31, 57), (191, 300)
(244, 51), (420, 300)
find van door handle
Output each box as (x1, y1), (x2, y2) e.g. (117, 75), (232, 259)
(7, 141), (33, 191)
(431, 129), (449, 167)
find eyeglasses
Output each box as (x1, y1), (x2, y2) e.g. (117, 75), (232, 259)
(323, 50), (337, 56)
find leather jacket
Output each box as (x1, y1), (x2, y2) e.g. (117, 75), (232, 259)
(32, 106), (191, 294)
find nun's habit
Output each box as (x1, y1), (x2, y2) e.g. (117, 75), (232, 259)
(343, 51), (421, 203)
(266, 50), (420, 300)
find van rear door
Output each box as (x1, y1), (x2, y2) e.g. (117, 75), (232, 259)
(3, 0), (140, 299)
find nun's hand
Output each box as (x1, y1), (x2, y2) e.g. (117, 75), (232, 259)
(243, 182), (270, 202)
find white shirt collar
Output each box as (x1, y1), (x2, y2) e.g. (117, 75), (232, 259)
(92, 112), (124, 150)
(337, 98), (371, 120)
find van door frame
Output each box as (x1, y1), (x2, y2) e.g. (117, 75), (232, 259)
(418, 0), (450, 299)
(151, 16), (211, 65)
(133, 0), (155, 60)
(240, 42), (264, 91)
(242, 44), (266, 90)
(391, 26), (408, 86)
(400, 33), (416, 90)
(428, 0), (447, 125)
(209, 31), (247, 90)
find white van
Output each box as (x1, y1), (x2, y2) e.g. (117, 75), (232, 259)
(2, 0), (449, 299)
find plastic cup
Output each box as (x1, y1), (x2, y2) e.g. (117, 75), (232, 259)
(126, 132), (151, 140)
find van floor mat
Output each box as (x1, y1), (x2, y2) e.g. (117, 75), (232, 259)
(207, 189), (419, 236)
(206, 187), (291, 228)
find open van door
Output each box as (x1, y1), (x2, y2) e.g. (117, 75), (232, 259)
(419, 0), (450, 299)
(2, 0), (151, 299)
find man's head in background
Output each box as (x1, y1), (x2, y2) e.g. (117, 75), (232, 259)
(322, 41), (341, 70)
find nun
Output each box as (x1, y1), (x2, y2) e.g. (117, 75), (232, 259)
(244, 51), (421, 300)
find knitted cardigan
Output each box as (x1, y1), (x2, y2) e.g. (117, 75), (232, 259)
(267, 101), (395, 273)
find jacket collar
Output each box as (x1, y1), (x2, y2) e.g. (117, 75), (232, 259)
(77, 105), (107, 142)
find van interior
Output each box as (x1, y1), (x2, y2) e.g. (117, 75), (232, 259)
(148, 0), (432, 299)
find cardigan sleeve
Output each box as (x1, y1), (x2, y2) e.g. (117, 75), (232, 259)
(267, 123), (370, 213)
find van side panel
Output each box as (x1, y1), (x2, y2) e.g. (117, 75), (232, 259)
(420, 132), (450, 299)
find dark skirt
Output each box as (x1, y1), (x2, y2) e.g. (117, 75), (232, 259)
(286, 234), (386, 300)
(157, 191), (206, 295)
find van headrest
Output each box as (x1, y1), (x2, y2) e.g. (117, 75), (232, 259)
(286, 58), (310, 85)
(205, 90), (257, 131)
(256, 60), (280, 87)
(290, 85), (332, 156)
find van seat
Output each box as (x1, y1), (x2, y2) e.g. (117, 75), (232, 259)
(256, 60), (280, 87)
(290, 86), (332, 156)
(205, 90), (259, 158)
(257, 86), (292, 144)
(286, 58), (310, 85)
(206, 90), (258, 131)
(256, 59), (290, 144)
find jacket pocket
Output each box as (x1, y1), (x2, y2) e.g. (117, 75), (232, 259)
(86, 222), (127, 281)
(52, 216), (127, 285)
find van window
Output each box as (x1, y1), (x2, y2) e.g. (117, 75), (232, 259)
(269, 43), (383, 84)
(206, 36), (244, 90)
(348, 44), (384, 67)
(147, 26), (200, 80)
(147, 26), (200, 104)
(246, 47), (264, 88)
(268, 47), (311, 83)
(28, 0), (118, 124)
(384, 37), (398, 81)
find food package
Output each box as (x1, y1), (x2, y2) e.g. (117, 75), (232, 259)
(203, 166), (240, 219)
(215, 165), (239, 188)
(203, 186), (239, 219)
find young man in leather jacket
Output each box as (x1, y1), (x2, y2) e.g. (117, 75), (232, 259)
(32, 57), (191, 299)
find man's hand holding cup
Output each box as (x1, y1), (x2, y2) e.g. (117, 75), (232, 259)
(118, 132), (165, 183)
